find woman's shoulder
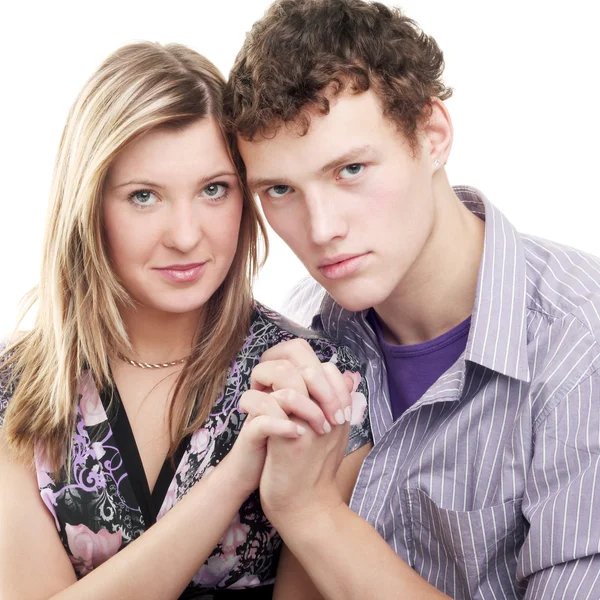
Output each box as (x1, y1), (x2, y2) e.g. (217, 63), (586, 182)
(0, 341), (16, 426)
(251, 302), (361, 370)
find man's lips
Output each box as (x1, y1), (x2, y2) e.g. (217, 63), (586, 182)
(318, 254), (363, 268)
(318, 253), (368, 280)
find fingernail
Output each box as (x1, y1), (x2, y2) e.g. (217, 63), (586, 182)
(323, 420), (332, 434)
(334, 409), (345, 425)
(344, 407), (352, 422)
(297, 425), (306, 435)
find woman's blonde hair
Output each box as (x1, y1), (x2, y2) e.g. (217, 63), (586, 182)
(1, 42), (267, 470)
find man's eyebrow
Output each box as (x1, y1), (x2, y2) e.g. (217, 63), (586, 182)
(320, 145), (375, 173)
(247, 176), (294, 191)
(247, 146), (375, 191)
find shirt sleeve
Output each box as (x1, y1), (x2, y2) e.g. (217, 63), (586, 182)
(281, 276), (326, 328)
(520, 370), (600, 598)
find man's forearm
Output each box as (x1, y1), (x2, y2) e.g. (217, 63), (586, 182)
(277, 503), (450, 600)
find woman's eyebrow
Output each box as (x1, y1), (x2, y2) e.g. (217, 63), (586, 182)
(197, 171), (238, 186)
(110, 179), (165, 190)
(109, 171), (238, 190)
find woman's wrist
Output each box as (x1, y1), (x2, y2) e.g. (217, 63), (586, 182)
(209, 452), (257, 505)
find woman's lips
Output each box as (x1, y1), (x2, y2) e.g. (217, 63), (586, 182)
(155, 263), (207, 283)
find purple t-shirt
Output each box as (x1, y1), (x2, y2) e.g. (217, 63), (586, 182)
(367, 310), (471, 420)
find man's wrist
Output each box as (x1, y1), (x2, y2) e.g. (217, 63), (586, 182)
(270, 496), (349, 543)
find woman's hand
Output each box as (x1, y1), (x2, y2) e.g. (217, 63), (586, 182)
(220, 399), (307, 499)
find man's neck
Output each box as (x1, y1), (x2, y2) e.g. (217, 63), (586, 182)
(374, 186), (485, 346)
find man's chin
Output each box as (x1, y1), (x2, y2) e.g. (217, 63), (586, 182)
(325, 285), (379, 313)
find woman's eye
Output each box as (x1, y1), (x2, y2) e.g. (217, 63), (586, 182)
(266, 185), (292, 199)
(338, 163), (365, 179)
(129, 190), (157, 207)
(202, 182), (229, 200)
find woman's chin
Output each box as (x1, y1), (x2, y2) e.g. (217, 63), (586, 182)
(130, 296), (209, 318)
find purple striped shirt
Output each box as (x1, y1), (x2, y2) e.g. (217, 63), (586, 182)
(284, 186), (600, 599)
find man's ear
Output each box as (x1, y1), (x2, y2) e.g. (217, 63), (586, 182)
(422, 98), (453, 168)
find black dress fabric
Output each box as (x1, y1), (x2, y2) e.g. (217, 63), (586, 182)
(101, 385), (274, 599)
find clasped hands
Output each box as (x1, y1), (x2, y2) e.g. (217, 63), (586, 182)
(236, 339), (355, 530)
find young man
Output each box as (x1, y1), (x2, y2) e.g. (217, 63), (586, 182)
(225, 0), (600, 598)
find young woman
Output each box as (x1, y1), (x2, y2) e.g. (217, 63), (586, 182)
(0, 42), (371, 599)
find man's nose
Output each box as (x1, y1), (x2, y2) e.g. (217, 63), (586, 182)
(306, 190), (348, 246)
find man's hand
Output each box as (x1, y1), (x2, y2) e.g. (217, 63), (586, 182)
(243, 339), (358, 527)
(260, 413), (349, 529)
(241, 383), (349, 528)
(251, 338), (354, 430)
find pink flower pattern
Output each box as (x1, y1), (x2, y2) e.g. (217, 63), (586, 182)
(347, 371), (368, 425)
(222, 513), (251, 555)
(66, 524), (122, 577)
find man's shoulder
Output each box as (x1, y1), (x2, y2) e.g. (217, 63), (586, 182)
(280, 279), (381, 367)
(523, 235), (600, 332)
(521, 236), (600, 404)
(253, 301), (327, 341)
(281, 276), (327, 328)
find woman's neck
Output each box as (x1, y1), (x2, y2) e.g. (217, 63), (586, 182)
(119, 305), (203, 364)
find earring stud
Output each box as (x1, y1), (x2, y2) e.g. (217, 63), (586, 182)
(433, 159), (441, 168)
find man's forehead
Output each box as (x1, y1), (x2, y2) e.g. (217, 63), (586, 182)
(242, 88), (384, 143)
(239, 91), (385, 158)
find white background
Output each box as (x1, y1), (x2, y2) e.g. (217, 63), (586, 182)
(0, 0), (598, 338)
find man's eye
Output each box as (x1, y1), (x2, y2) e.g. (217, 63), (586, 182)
(338, 164), (365, 179)
(266, 185), (292, 198)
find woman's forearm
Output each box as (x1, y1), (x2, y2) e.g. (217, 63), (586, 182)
(48, 457), (247, 600)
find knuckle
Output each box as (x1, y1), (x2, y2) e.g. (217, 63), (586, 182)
(295, 338), (312, 351)
(249, 366), (265, 385)
(300, 364), (319, 383)
(275, 359), (293, 375)
(276, 388), (293, 402)
(322, 361), (342, 377)
(252, 414), (268, 430)
(251, 363), (266, 377)
(239, 390), (254, 407)
(258, 399), (272, 414)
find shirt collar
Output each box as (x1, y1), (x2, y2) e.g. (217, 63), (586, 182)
(316, 185), (531, 383)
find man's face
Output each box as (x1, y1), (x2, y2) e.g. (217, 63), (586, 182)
(239, 89), (438, 312)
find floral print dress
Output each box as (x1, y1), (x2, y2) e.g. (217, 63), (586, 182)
(0, 304), (371, 598)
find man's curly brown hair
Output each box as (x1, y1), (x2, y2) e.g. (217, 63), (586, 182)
(224, 0), (452, 149)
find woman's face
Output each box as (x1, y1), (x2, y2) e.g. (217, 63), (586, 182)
(103, 118), (244, 317)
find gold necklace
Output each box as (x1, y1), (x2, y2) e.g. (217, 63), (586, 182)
(118, 352), (189, 369)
